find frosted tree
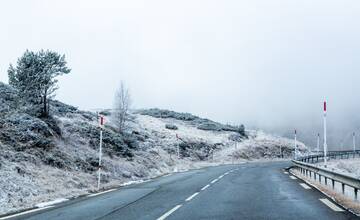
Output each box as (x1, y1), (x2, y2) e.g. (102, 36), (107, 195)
(112, 81), (132, 132)
(8, 50), (71, 117)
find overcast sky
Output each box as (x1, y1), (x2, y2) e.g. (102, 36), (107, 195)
(1, 0), (360, 148)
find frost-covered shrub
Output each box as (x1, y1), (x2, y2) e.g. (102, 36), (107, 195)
(138, 108), (198, 121)
(197, 122), (222, 131)
(49, 100), (78, 116)
(0, 113), (56, 150)
(179, 141), (215, 160)
(61, 119), (137, 158)
(165, 124), (178, 130)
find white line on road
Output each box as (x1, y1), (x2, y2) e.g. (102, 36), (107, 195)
(219, 175), (224, 179)
(185, 192), (199, 202)
(157, 205), (182, 220)
(284, 172), (289, 174)
(319, 199), (344, 212)
(211, 179), (219, 184)
(0, 206), (54, 220)
(299, 183), (311, 190)
(201, 184), (210, 191)
(290, 176), (297, 180)
(87, 189), (116, 197)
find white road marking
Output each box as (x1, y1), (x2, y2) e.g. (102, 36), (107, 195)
(87, 189), (116, 197)
(157, 205), (182, 220)
(201, 184), (210, 191)
(211, 179), (219, 184)
(290, 176), (297, 180)
(218, 175), (224, 179)
(299, 183), (311, 190)
(0, 206), (54, 220)
(36, 198), (69, 208)
(284, 172), (289, 174)
(319, 199), (344, 212)
(185, 192), (199, 202)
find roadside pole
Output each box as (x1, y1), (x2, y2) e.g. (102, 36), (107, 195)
(317, 133), (320, 153)
(353, 132), (356, 153)
(97, 115), (105, 190)
(175, 134), (180, 172)
(176, 134), (180, 159)
(323, 101), (328, 167)
(294, 129), (297, 160)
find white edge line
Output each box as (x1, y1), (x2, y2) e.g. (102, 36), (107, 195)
(36, 198), (69, 208)
(0, 206), (54, 220)
(319, 198), (344, 212)
(201, 184), (210, 191)
(157, 205), (182, 220)
(185, 192), (200, 202)
(87, 189), (116, 197)
(290, 176), (297, 180)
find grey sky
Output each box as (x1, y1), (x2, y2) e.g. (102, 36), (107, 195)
(1, 0), (360, 148)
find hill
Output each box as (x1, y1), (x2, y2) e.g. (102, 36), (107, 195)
(0, 82), (307, 214)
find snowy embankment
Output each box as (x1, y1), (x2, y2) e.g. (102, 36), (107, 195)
(0, 83), (308, 216)
(317, 158), (360, 179)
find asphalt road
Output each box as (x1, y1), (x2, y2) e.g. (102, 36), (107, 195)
(4, 161), (358, 220)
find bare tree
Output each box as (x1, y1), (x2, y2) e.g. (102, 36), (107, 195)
(112, 81), (131, 132)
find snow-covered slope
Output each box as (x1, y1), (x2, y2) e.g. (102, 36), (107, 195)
(317, 158), (360, 178)
(0, 83), (308, 215)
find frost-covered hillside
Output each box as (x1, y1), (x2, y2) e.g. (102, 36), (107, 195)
(0, 82), (307, 215)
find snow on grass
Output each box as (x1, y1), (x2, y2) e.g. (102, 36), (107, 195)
(316, 158), (360, 179)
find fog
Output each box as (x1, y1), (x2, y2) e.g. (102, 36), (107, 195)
(1, 0), (360, 148)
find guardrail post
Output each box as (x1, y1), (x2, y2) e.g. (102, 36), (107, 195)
(310, 171), (312, 178)
(332, 179), (335, 189)
(355, 188), (358, 200)
(342, 183), (345, 194)
(319, 175), (321, 183)
(314, 173), (317, 181)
(324, 177), (327, 185)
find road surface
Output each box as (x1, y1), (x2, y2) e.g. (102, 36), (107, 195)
(2, 161), (358, 220)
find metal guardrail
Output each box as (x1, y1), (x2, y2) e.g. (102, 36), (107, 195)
(298, 150), (360, 163)
(292, 151), (360, 200)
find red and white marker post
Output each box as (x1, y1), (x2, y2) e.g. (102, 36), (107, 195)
(98, 114), (105, 189)
(323, 101), (328, 167)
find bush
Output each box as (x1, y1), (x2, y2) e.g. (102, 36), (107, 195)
(165, 124), (178, 130)
(0, 113), (56, 150)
